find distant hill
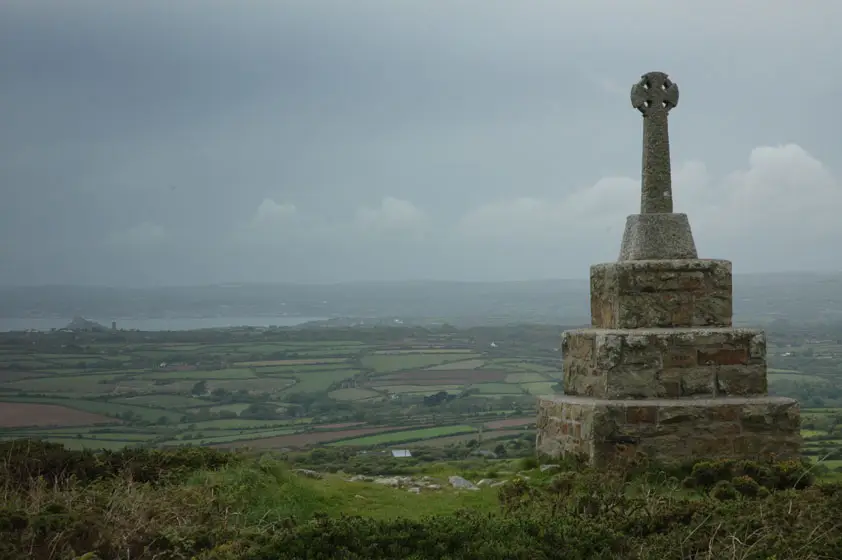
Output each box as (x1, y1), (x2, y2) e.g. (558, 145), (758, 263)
(1, 272), (841, 326)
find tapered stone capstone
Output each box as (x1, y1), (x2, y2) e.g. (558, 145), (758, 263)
(618, 214), (698, 261)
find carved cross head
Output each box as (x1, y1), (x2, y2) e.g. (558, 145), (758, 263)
(630, 71), (679, 117)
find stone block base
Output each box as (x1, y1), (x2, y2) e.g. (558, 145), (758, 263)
(591, 259), (732, 329)
(619, 213), (698, 261)
(562, 327), (768, 399)
(536, 395), (801, 467)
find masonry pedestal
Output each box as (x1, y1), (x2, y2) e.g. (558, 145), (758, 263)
(537, 258), (801, 466)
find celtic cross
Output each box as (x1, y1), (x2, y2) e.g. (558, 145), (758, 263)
(630, 71), (679, 214)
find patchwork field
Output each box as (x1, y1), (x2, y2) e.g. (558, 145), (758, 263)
(0, 329), (557, 452)
(3, 323), (841, 465)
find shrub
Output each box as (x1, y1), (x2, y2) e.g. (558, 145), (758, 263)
(769, 458), (813, 490)
(710, 480), (738, 501)
(687, 458), (814, 493)
(690, 459), (733, 489)
(518, 456), (538, 471)
(0, 439), (240, 489)
(732, 475), (761, 497)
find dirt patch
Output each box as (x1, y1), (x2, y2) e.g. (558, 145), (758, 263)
(0, 403), (120, 428)
(484, 417), (535, 429)
(214, 426), (409, 450)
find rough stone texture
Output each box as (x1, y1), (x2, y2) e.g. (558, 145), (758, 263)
(562, 328), (767, 399)
(536, 395), (801, 467)
(618, 213), (698, 261)
(630, 71), (679, 214)
(591, 259), (732, 329)
(534, 70), (801, 467)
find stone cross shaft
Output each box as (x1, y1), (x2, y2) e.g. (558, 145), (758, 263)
(631, 71), (679, 214)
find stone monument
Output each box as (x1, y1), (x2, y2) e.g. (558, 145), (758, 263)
(535, 71), (801, 467)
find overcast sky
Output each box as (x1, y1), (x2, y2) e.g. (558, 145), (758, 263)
(2, 1), (841, 286)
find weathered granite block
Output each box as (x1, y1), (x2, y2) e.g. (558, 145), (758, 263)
(536, 395), (800, 467)
(562, 327), (767, 399)
(618, 213), (698, 261)
(591, 259), (732, 329)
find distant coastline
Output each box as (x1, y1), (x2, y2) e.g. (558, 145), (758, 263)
(0, 316), (329, 332)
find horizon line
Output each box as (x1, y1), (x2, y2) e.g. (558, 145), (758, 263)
(2, 268), (842, 290)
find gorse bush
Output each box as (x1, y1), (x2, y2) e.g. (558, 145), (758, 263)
(685, 457), (814, 492)
(0, 439), (241, 489)
(0, 440), (839, 560)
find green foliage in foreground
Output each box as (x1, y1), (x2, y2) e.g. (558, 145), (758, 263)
(1, 440), (842, 559)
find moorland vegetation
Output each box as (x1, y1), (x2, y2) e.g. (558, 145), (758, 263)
(0, 439), (838, 559)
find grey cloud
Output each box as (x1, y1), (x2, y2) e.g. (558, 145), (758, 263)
(1, 1), (841, 285)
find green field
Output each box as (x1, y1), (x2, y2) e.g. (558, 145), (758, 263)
(58, 432), (158, 441)
(144, 368), (257, 380)
(377, 385), (462, 395)
(328, 388), (382, 401)
(184, 418), (300, 430)
(5, 373), (126, 393)
(330, 425), (477, 446)
(426, 359), (485, 370)
(503, 372), (548, 383)
(114, 395), (209, 408)
(208, 377), (297, 392)
(519, 382), (558, 395)
(204, 403), (254, 415)
(162, 427), (297, 446)
(0, 396), (182, 422)
(474, 383), (522, 394)
(292, 370), (360, 393)
(256, 364), (355, 374)
(362, 353), (477, 373)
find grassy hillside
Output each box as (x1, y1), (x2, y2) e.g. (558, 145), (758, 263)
(1, 440), (840, 559)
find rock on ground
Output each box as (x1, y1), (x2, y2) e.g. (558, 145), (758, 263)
(448, 475), (479, 491)
(293, 469), (323, 479)
(347, 475), (374, 483)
